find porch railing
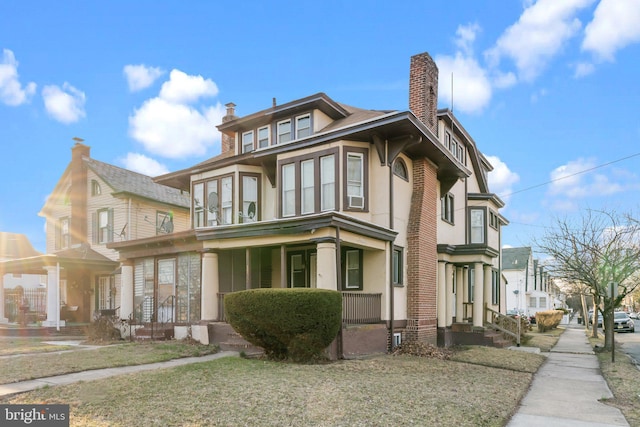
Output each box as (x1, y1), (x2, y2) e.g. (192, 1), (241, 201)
(216, 291), (382, 324)
(4, 288), (47, 324)
(484, 304), (521, 345)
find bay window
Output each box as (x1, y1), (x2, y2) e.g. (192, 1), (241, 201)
(320, 154), (335, 211)
(301, 160), (315, 214)
(192, 175), (234, 227)
(282, 163), (296, 217)
(469, 208), (485, 244)
(240, 173), (260, 223)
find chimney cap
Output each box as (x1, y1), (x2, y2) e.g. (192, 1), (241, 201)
(72, 137), (84, 143)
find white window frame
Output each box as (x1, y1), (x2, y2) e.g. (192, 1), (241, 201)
(258, 125), (270, 148)
(320, 154), (335, 211)
(220, 176), (233, 225)
(277, 119), (292, 144)
(241, 175), (259, 223)
(296, 114), (311, 139)
(470, 208), (485, 244)
(346, 152), (364, 208)
(242, 130), (254, 153)
(281, 163), (296, 217)
(301, 159), (315, 214)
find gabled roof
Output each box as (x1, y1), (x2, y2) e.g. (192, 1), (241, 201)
(0, 232), (41, 260)
(0, 243), (117, 275)
(502, 247), (532, 271)
(85, 158), (190, 209)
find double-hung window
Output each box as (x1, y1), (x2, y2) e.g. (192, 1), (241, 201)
(57, 217), (70, 249)
(193, 182), (205, 228)
(393, 247), (403, 286)
(320, 154), (335, 211)
(296, 114), (311, 139)
(469, 208), (485, 244)
(301, 160), (315, 214)
(193, 176), (234, 227)
(96, 208), (113, 244)
(441, 193), (454, 223)
(258, 126), (269, 148)
(277, 119), (292, 144)
(240, 174), (259, 223)
(345, 149), (367, 210)
(343, 248), (363, 290)
(220, 176), (233, 225)
(242, 131), (254, 153)
(282, 163), (296, 217)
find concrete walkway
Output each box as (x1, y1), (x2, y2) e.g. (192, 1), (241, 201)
(0, 351), (238, 397)
(508, 322), (629, 427)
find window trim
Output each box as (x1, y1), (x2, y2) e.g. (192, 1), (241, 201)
(392, 246), (404, 286)
(277, 119), (292, 144)
(156, 210), (173, 235)
(295, 113), (311, 139)
(96, 208), (113, 244)
(192, 174), (235, 227)
(343, 147), (368, 212)
(239, 173), (261, 223)
(469, 207), (486, 244)
(91, 180), (101, 196)
(441, 193), (454, 224)
(258, 125), (270, 149)
(241, 130), (255, 153)
(277, 148), (339, 218)
(392, 158), (408, 181)
(342, 247), (363, 290)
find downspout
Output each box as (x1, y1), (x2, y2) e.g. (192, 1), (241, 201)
(335, 225), (343, 359)
(387, 139), (395, 350)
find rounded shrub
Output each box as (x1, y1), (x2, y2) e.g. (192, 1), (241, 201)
(224, 288), (342, 362)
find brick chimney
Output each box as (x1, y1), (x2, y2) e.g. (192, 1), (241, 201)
(221, 102), (238, 154)
(70, 139), (89, 245)
(409, 52), (439, 135)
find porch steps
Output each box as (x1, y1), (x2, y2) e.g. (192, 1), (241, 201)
(449, 323), (514, 348)
(208, 323), (263, 356)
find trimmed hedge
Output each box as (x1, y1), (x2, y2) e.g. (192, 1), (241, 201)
(536, 310), (564, 332)
(224, 288), (342, 362)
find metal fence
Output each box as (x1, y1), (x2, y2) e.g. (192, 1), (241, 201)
(4, 288), (47, 323)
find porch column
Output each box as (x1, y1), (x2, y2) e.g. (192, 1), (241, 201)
(484, 265), (493, 313)
(455, 266), (464, 322)
(119, 261), (134, 321)
(462, 266), (469, 320)
(445, 263), (454, 327)
(437, 261), (446, 328)
(0, 275), (7, 323)
(473, 263), (484, 327)
(42, 265), (64, 327)
(316, 240), (337, 290)
(201, 252), (219, 321)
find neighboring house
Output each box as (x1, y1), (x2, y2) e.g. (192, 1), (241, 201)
(0, 141), (190, 326)
(503, 247), (556, 319)
(109, 52), (508, 354)
(0, 232), (47, 322)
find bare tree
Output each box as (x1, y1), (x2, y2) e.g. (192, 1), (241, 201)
(535, 209), (640, 349)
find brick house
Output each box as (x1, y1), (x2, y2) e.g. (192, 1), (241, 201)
(109, 52), (508, 354)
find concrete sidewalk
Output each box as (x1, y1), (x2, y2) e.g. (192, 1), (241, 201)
(0, 351), (238, 397)
(508, 322), (629, 427)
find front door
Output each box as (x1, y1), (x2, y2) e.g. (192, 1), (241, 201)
(157, 258), (176, 322)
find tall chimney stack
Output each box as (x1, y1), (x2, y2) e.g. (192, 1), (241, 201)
(409, 52), (439, 136)
(221, 102), (238, 154)
(70, 139), (89, 245)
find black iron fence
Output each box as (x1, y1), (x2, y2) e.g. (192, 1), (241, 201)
(4, 287), (47, 324)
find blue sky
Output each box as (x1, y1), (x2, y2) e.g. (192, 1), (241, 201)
(1, 0), (639, 254)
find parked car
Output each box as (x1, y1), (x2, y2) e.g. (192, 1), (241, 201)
(588, 310), (603, 327)
(629, 312), (639, 320)
(613, 312), (635, 333)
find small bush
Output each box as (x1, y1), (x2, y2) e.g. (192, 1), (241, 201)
(86, 315), (123, 343)
(536, 310), (564, 332)
(224, 288), (342, 362)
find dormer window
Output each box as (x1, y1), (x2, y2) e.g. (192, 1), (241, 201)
(277, 119), (292, 144)
(258, 126), (270, 149)
(296, 114), (311, 139)
(242, 131), (254, 153)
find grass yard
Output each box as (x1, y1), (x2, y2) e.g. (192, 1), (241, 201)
(0, 337), (75, 356)
(521, 326), (564, 352)
(2, 346), (546, 427)
(0, 341), (218, 384)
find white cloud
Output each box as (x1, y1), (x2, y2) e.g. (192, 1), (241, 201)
(436, 53), (492, 114)
(547, 157), (625, 199)
(129, 69), (224, 159)
(120, 153), (169, 176)
(485, 0), (595, 82)
(123, 64), (165, 92)
(530, 88), (548, 103)
(129, 97), (225, 159)
(0, 49), (36, 106)
(41, 82), (86, 124)
(582, 0), (640, 61)
(159, 69), (218, 104)
(574, 62), (595, 77)
(454, 23), (481, 55)
(486, 155), (520, 200)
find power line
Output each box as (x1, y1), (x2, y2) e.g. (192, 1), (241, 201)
(498, 151), (640, 200)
